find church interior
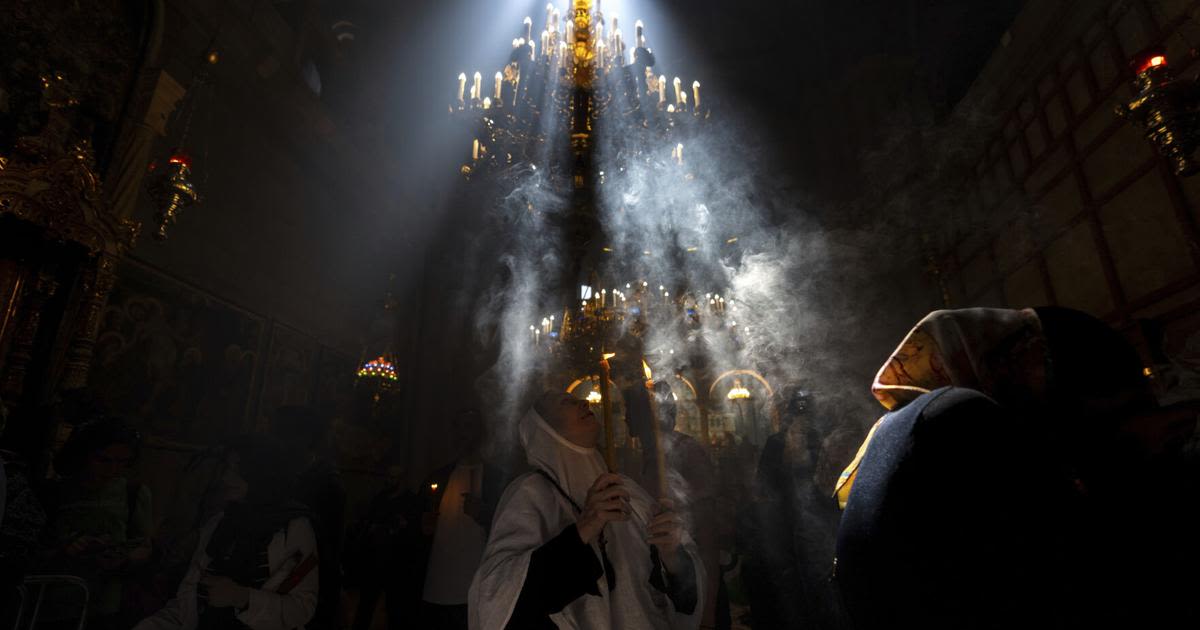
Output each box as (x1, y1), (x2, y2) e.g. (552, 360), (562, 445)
(2, 0), (1199, 628)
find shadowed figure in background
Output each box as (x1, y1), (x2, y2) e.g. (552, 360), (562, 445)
(135, 434), (318, 630)
(270, 405), (346, 630)
(626, 381), (724, 629)
(468, 391), (704, 630)
(416, 409), (505, 630)
(153, 444), (244, 603)
(835, 307), (1200, 629)
(39, 417), (153, 630)
(746, 388), (844, 629)
(347, 463), (421, 630)
(0, 397), (49, 630)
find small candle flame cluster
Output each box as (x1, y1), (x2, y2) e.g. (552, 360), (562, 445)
(357, 356), (398, 382)
(450, 0), (709, 180)
(529, 314), (558, 344)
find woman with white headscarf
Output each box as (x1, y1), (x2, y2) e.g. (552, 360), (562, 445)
(468, 391), (704, 629)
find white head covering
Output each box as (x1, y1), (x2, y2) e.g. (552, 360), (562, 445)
(469, 407), (704, 630)
(518, 404), (607, 506)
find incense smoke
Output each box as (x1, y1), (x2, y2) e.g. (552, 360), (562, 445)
(449, 1), (936, 477)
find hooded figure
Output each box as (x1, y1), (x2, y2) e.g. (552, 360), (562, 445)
(833, 307), (1191, 629)
(469, 391), (704, 629)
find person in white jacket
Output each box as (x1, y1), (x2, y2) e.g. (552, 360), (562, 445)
(135, 436), (319, 630)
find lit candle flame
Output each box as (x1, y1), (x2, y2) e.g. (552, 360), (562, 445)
(642, 359), (653, 383)
(1138, 54), (1168, 73)
(430, 482), (439, 492)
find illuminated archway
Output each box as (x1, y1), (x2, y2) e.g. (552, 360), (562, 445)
(708, 369), (774, 400)
(675, 374), (698, 399)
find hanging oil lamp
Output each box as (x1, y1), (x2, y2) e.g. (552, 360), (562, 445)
(1115, 48), (1200, 176)
(148, 150), (200, 239)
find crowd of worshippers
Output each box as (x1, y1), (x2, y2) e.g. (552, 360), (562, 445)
(0, 305), (1197, 630)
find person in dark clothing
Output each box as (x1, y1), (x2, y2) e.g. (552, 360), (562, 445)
(835, 307), (1197, 629)
(416, 409), (504, 630)
(39, 417), (153, 630)
(349, 464), (422, 630)
(468, 391), (703, 630)
(744, 388), (804, 630)
(154, 445), (243, 600)
(134, 434), (318, 630)
(627, 381), (722, 629)
(746, 388), (843, 629)
(271, 405), (346, 630)
(756, 388), (819, 508)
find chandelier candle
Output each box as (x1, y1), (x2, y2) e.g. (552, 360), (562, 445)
(643, 360), (668, 500)
(599, 352), (616, 472)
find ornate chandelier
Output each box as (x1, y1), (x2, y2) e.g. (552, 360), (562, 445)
(451, 2), (707, 181)
(449, 0), (753, 460)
